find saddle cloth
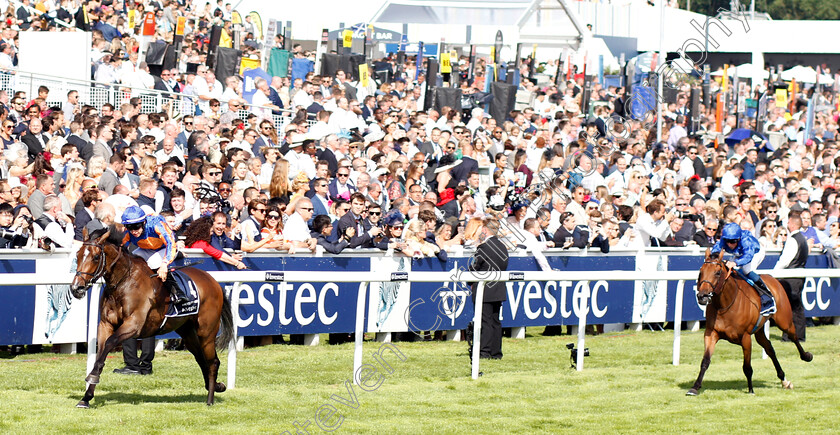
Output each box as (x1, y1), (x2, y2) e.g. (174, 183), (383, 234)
(166, 270), (200, 318)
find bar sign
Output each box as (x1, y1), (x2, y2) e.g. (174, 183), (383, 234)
(265, 271), (285, 282)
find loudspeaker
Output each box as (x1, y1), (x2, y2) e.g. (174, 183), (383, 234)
(320, 54), (366, 80)
(214, 47), (241, 85)
(690, 87), (701, 132)
(489, 81), (516, 124)
(145, 42), (167, 66)
(663, 86), (680, 104)
(148, 43), (178, 77)
(208, 25), (222, 51)
(206, 25), (222, 65)
(429, 87), (462, 113)
(424, 59), (438, 111)
(581, 79), (592, 116)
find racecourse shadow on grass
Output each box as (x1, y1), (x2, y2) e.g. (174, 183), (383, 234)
(69, 392), (212, 406)
(677, 379), (773, 393)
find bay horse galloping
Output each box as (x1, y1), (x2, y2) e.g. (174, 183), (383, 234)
(687, 249), (813, 396)
(70, 229), (234, 408)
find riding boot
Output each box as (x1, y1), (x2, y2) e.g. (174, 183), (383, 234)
(165, 277), (188, 305)
(753, 279), (776, 317)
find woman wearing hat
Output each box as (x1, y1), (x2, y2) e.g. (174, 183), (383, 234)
(374, 211), (407, 251)
(434, 154), (461, 195)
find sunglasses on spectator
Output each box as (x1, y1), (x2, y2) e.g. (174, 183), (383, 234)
(337, 173), (349, 177)
(209, 171), (221, 176)
(219, 188), (232, 192)
(253, 207), (266, 213)
(299, 207), (313, 211)
(705, 226), (718, 231)
(267, 214), (280, 220)
(349, 145), (359, 150)
(184, 122), (193, 125)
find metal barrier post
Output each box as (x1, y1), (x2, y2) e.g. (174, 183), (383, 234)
(227, 282), (241, 389)
(352, 282), (369, 384)
(86, 283), (101, 376)
(672, 280), (685, 366)
(470, 282), (486, 380)
(576, 281), (589, 371)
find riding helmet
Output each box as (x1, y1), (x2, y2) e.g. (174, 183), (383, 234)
(122, 205), (147, 225)
(721, 222), (741, 243)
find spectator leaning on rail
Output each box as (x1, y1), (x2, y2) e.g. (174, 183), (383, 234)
(635, 199), (675, 247)
(711, 222), (776, 317)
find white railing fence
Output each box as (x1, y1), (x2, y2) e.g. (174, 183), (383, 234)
(0, 70), (314, 129)
(2, 267), (835, 388)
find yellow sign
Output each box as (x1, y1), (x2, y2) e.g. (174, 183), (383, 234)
(343, 30), (353, 48)
(127, 9), (135, 30)
(359, 64), (369, 87)
(175, 16), (186, 36)
(721, 64), (728, 92)
(775, 89), (787, 107)
(490, 46), (495, 64)
(440, 53), (451, 73)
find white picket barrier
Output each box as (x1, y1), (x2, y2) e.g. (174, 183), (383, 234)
(2, 267), (836, 386)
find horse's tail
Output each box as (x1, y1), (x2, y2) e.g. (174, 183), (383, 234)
(216, 289), (234, 351)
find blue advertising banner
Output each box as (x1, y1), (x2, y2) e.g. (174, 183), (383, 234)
(2, 250), (840, 345)
(242, 67), (272, 104)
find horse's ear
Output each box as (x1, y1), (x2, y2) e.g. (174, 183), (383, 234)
(97, 230), (111, 244)
(82, 227), (89, 241)
(717, 249), (724, 260)
(704, 248), (711, 260)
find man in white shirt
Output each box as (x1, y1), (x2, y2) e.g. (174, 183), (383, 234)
(251, 77), (279, 119)
(634, 199), (674, 247)
(720, 163), (744, 196)
(193, 69), (224, 114)
(291, 81), (314, 109)
(34, 194), (75, 249)
(283, 198), (317, 247)
(521, 218), (553, 271)
(284, 135), (316, 179)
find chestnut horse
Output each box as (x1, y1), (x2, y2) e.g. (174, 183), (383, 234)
(687, 249), (813, 395)
(70, 229), (233, 408)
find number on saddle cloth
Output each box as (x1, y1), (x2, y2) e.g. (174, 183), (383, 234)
(166, 270), (200, 317)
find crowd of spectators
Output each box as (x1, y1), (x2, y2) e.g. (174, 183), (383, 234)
(0, 1), (836, 267)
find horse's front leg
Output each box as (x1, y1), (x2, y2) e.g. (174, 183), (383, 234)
(77, 321), (141, 408)
(687, 329), (719, 396)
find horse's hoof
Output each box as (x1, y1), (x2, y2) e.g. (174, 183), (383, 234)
(802, 352), (813, 362)
(76, 400), (90, 409)
(782, 380), (793, 389)
(686, 388), (699, 396)
(215, 382), (226, 393)
(85, 374), (99, 385)
(206, 401), (215, 406)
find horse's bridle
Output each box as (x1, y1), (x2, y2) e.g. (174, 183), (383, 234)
(74, 242), (129, 289)
(698, 258), (732, 299)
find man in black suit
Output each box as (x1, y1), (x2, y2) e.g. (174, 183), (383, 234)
(774, 213), (810, 342)
(73, 188), (99, 241)
(448, 142), (479, 184)
(329, 166), (357, 201)
(469, 223), (509, 359)
(21, 117), (49, 163)
(693, 219), (719, 247)
(336, 193), (381, 248)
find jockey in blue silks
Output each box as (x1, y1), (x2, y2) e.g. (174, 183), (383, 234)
(122, 205), (187, 304)
(711, 222), (776, 316)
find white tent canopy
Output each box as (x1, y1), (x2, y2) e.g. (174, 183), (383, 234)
(711, 63), (770, 80)
(780, 65), (834, 85)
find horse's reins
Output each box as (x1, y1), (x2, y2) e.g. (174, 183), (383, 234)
(75, 242), (131, 289)
(700, 258), (761, 315)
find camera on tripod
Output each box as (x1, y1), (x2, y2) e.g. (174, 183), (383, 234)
(566, 343), (590, 369)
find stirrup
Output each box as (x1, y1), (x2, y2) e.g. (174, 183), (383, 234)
(760, 302), (776, 317)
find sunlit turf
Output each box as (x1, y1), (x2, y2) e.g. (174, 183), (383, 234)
(1, 325), (837, 434)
